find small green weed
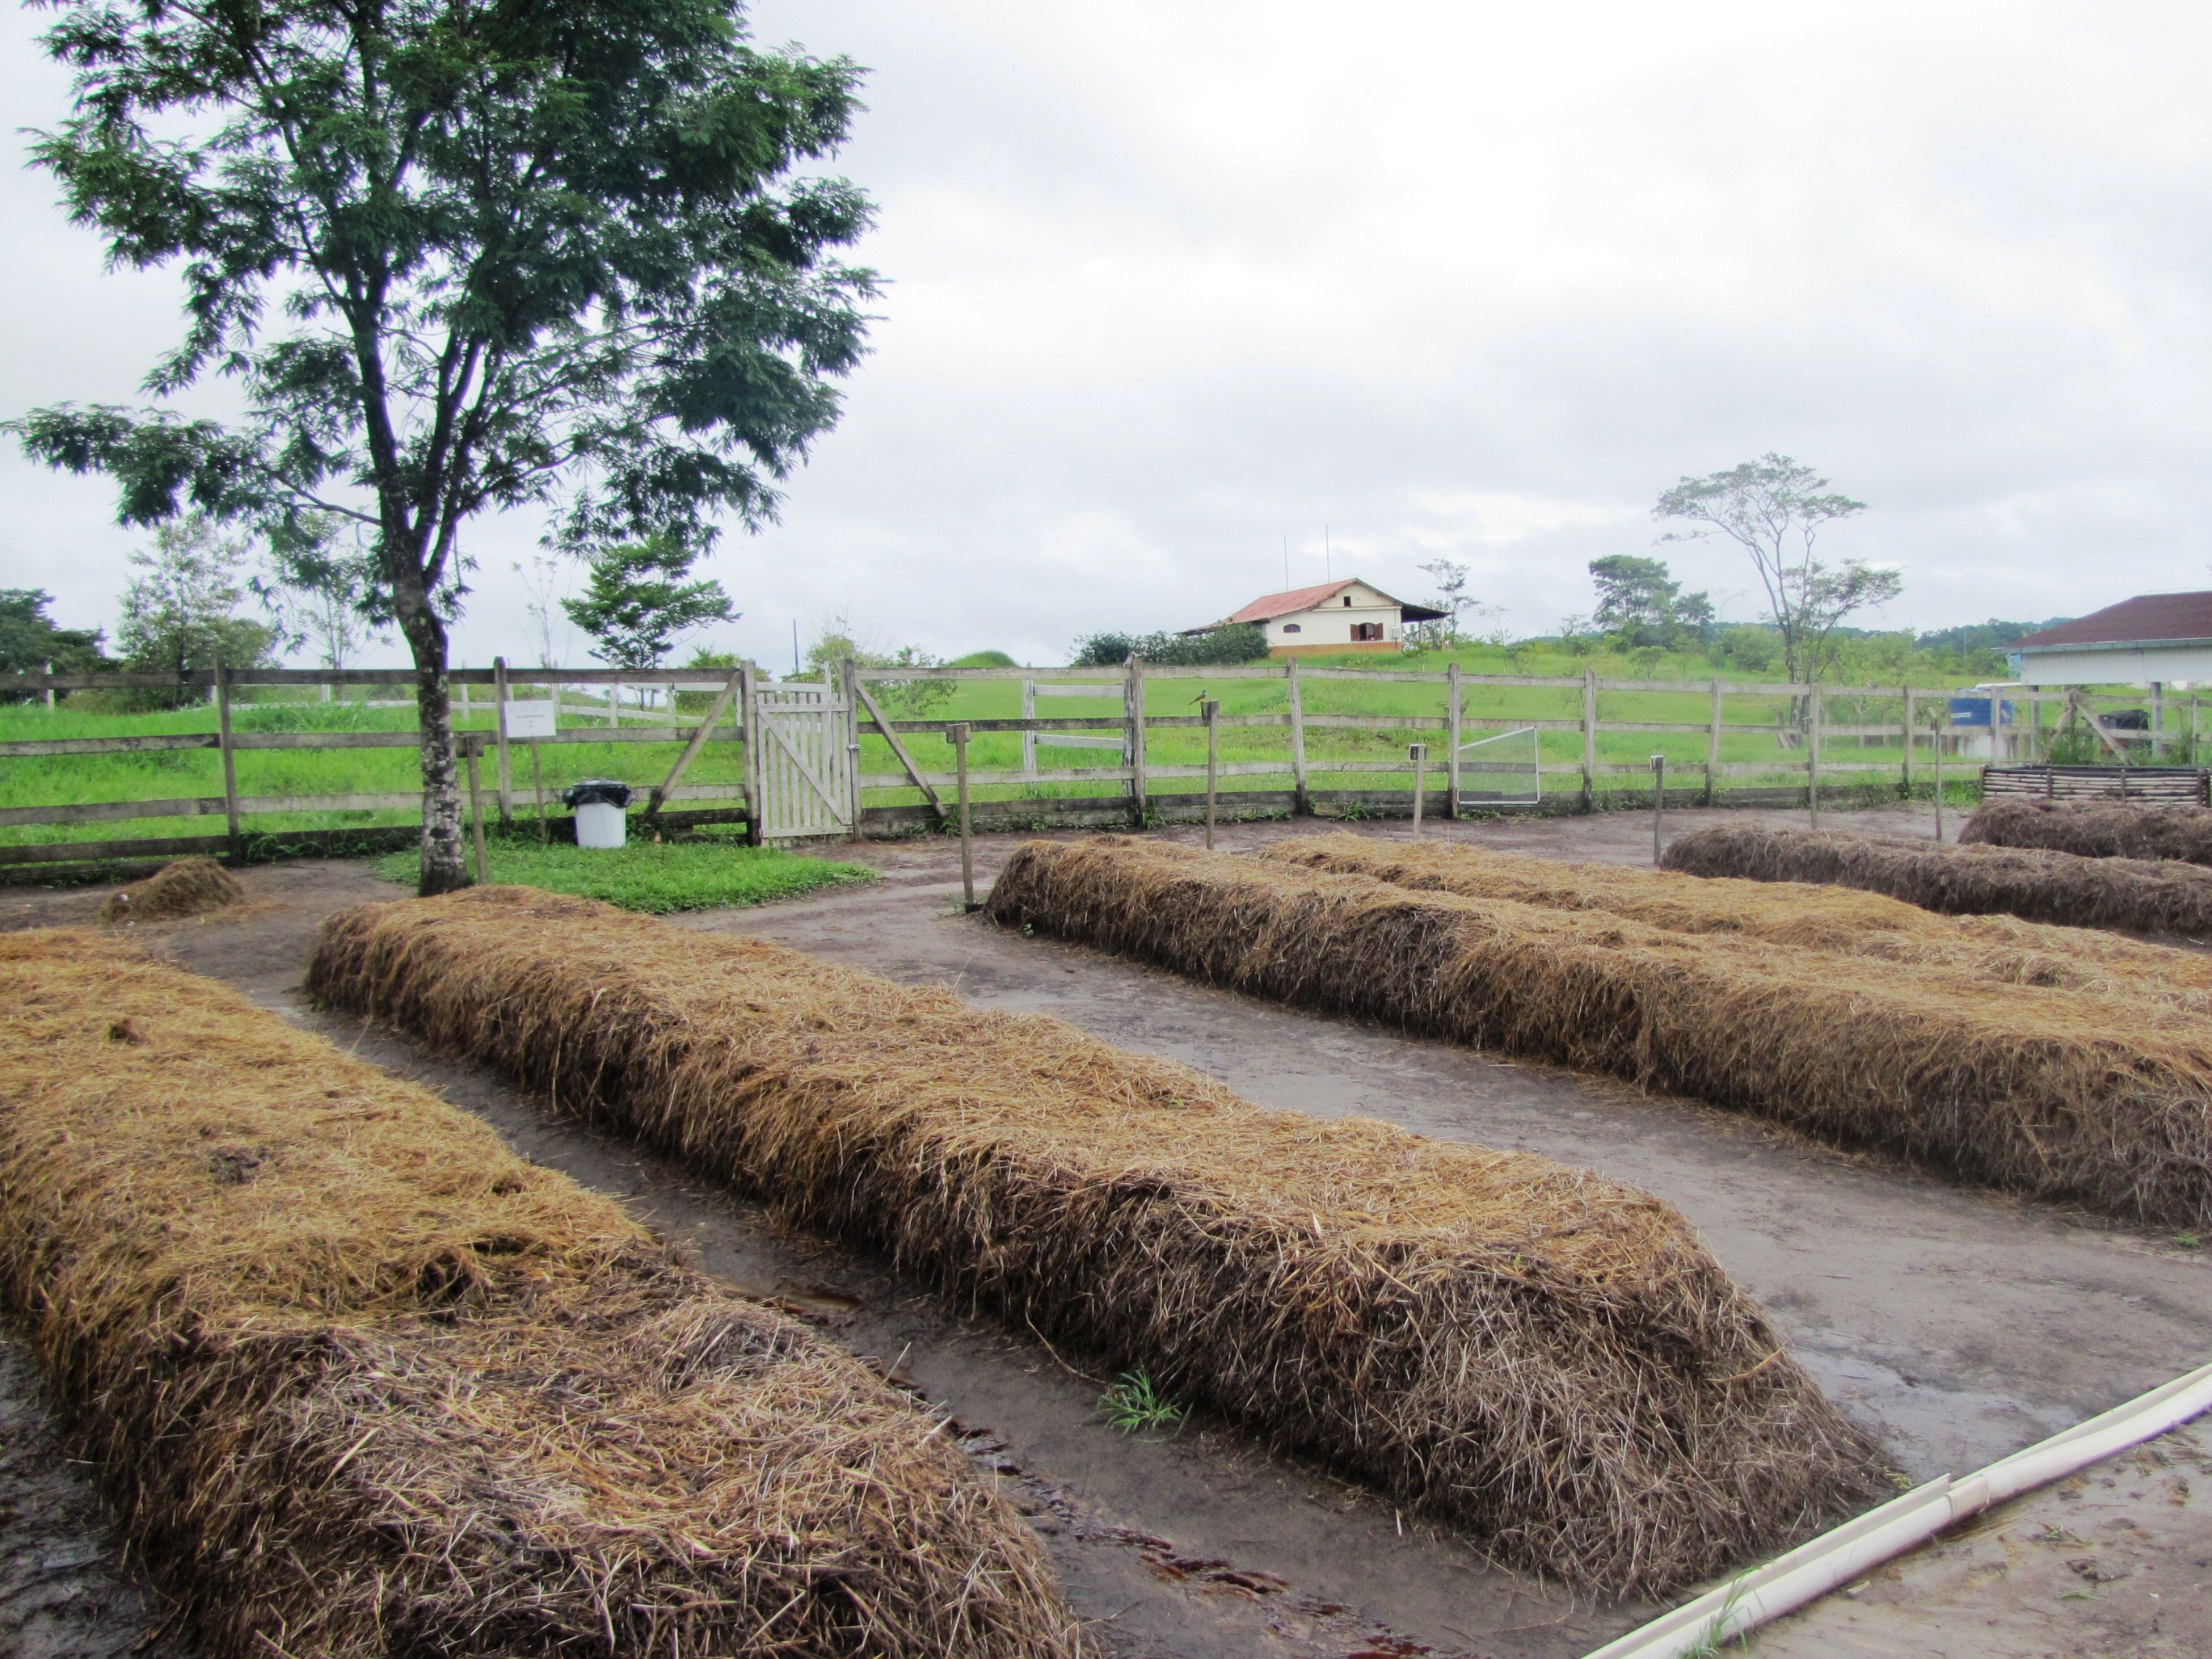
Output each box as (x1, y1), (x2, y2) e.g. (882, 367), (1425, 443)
(1098, 1370), (1187, 1436)
(2175, 1232), (2201, 1250)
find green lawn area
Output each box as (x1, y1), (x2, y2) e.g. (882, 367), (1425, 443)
(373, 836), (876, 913)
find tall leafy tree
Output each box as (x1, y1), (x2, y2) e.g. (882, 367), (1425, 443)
(562, 535), (736, 670)
(117, 516), (279, 703)
(1654, 455), (1898, 688)
(0, 590), (107, 697)
(9, 0), (876, 891)
(1587, 554), (1714, 650)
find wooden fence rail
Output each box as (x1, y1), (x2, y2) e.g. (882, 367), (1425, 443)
(1, 660), (2196, 870)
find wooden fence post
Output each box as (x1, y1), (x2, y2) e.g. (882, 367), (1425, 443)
(1705, 677), (1721, 806)
(1022, 677), (1037, 777)
(739, 662), (764, 846)
(1445, 663), (1462, 819)
(1930, 707), (1945, 842)
(1808, 684), (1822, 828)
(1203, 698), (1220, 849)
(946, 723), (975, 908)
(213, 659), (242, 864)
(492, 656), (513, 827)
(1651, 753), (1666, 863)
(463, 734), (489, 884)
(1580, 667), (1597, 813)
(1126, 657), (1148, 827)
(1902, 686), (1916, 798)
(1409, 742), (1427, 839)
(1287, 658), (1310, 815)
(841, 657), (865, 839)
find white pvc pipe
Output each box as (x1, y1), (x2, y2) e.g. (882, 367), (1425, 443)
(1584, 1358), (2212, 1659)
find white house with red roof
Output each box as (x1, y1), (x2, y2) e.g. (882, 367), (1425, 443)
(1195, 579), (1447, 657)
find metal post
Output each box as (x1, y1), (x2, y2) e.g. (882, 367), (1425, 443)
(1409, 742), (1427, 838)
(1287, 658), (1310, 815)
(1808, 684), (1822, 829)
(1203, 698), (1220, 849)
(463, 735), (489, 884)
(213, 660), (242, 864)
(1446, 662), (1462, 819)
(493, 656), (513, 827)
(1651, 753), (1666, 864)
(946, 722), (976, 909)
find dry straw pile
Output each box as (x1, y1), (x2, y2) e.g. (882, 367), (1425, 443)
(1658, 822), (2212, 936)
(0, 928), (1078, 1659)
(98, 855), (246, 923)
(310, 886), (1884, 1598)
(985, 836), (2212, 1231)
(1267, 832), (2212, 1013)
(1964, 798), (2212, 865)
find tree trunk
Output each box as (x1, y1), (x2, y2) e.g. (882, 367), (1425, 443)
(399, 608), (470, 895)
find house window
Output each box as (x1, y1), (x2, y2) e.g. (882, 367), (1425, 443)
(1282, 622), (1301, 634)
(1342, 596), (1353, 606)
(1351, 621), (1384, 642)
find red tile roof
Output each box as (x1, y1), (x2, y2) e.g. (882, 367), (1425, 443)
(1222, 579), (1448, 625)
(1227, 580), (1358, 624)
(2015, 592), (2212, 651)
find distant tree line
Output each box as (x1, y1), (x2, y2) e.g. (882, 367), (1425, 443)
(1071, 624), (1270, 667)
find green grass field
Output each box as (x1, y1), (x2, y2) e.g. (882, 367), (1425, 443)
(372, 835), (875, 912)
(2, 643), (2176, 848)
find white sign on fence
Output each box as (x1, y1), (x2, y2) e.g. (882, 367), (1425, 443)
(501, 700), (557, 739)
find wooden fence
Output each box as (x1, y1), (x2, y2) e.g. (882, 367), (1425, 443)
(0, 661), (2193, 871)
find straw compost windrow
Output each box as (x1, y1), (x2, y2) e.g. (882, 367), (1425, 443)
(1658, 822), (2212, 936)
(1265, 832), (2212, 1013)
(98, 855), (246, 923)
(309, 885), (1885, 1599)
(984, 836), (2212, 1231)
(0, 928), (1080, 1659)
(1963, 798), (2212, 865)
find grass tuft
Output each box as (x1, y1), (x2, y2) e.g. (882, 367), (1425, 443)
(373, 836), (875, 912)
(1098, 1371), (1187, 1436)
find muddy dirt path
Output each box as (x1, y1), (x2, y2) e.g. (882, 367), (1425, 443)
(5, 804), (2210, 1656)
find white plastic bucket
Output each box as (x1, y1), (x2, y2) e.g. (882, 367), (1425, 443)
(575, 800), (626, 849)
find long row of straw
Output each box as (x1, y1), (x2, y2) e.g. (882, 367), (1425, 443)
(983, 836), (2212, 1230)
(308, 885), (1885, 1598)
(1963, 798), (2212, 865)
(0, 928), (1079, 1659)
(1658, 822), (2212, 936)
(1265, 833), (2212, 1013)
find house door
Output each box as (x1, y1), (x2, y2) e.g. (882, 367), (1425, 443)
(754, 685), (853, 839)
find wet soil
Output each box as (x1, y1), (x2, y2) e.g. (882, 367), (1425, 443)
(5, 803), (2210, 1657)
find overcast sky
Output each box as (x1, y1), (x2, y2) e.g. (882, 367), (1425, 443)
(5, 0), (2210, 669)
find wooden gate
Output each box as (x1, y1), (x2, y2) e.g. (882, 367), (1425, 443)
(753, 685), (853, 839)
